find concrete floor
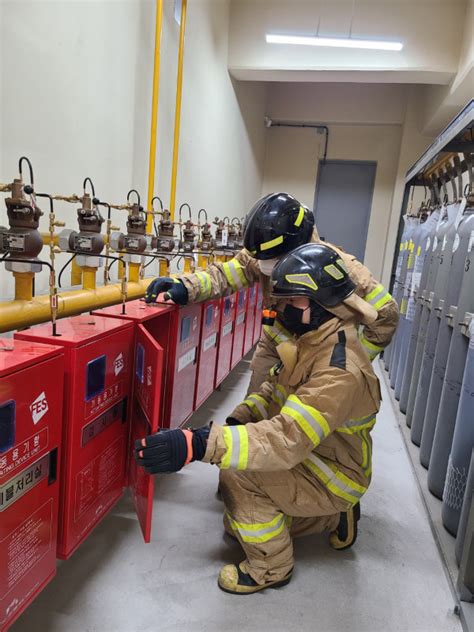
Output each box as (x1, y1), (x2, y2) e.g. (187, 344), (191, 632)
(12, 357), (462, 632)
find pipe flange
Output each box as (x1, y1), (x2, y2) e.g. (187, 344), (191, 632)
(5, 260), (42, 273)
(123, 253), (144, 265)
(76, 254), (103, 268)
(110, 231), (124, 251)
(58, 228), (75, 252)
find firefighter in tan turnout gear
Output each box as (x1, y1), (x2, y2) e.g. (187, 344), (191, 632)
(145, 193), (398, 391)
(136, 243), (382, 594)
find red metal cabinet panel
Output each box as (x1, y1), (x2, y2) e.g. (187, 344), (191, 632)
(16, 316), (134, 560)
(215, 293), (236, 387)
(243, 284), (257, 356)
(93, 300), (201, 429)
(128, 324), (164, 543)
(194, 299), (221, 409)
(230, 289), (248, 369)
(0, 340), (64, 631)
(253, 283), (263, 346)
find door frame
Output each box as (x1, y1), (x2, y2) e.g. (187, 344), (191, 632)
(314, 159), (377, 260)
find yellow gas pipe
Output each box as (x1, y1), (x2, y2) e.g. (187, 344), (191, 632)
(0, 278), (154, 334)
(183, 257), (193, 273)
(71, 257), (83, 286)
(146, 0), (164, 235)
(169, 0), (187, 222)
(128, 261), (141, 283)
(82, 267), (97, 290)
(13, 272), (34, 301)
(159, 258), (169, 276)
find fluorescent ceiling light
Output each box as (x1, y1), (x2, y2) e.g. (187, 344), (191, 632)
(266, 34), (403, 51)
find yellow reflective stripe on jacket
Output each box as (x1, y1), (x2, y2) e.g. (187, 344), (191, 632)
(221, 425), (249, 470)
(222, 259), (248, 291)
(304, 453), (366, 505)
(336, 414), (376, 434)
(263, 319), (292, 345)
(360, 428), (372, 478)
(359, 334), (383, 360)
(226, 512), (286, 543)
(271, 383), (287, 407)
(195, 271), (212, 300)
(364, 284), (392, 311)
(281, 394), (330, 447)
(242, 393), (268, 420)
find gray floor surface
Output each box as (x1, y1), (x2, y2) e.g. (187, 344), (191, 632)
(12, 357), (461, 632)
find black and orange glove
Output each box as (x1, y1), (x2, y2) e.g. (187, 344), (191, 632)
(145, 277), (189, 305)
(134, 426), (210, 474)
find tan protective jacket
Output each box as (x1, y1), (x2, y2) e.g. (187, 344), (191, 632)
(178, 234), (398, 359)
(203, 318), (381, 507)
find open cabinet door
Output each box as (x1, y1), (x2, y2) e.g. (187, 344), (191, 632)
(128, 324), (164, 543)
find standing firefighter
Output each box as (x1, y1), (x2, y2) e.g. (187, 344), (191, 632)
(145, 193), (398, 393)
(136, 244), (382, 594)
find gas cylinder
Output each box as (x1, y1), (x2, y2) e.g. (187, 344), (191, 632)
(428, 200), (474, 498)
(406, 204), (451, 427)
(410, 202), (460, 445)
(399, 208), (440, 416)
(442, 318), (474, 535)
(420, 201), (474, 467)
(388, 216), (418, 388)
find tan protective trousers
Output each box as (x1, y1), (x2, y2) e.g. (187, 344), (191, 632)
(247, 334), (279, 395)
(219, 465), (348, 585)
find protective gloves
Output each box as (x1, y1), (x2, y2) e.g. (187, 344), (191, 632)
(145, 277), (189, 305)
(135, 426), (210, 474)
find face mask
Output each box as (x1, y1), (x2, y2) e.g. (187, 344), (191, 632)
(258, 258), (279, 277)
(278, 303), (312, 336)
(278, 301), (334, 336)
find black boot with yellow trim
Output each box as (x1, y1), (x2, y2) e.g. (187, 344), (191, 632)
(329, 502), (361, 550)
(218, 561), (293, 595)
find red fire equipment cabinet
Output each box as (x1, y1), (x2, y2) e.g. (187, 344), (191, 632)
(243, 284), (257, 356)
(215, 293), (236, 388)
(0, 340), (64, 631)
(16, 315), (134, 560)
(92, 302), (174, 542)
(253, 283), (263, 346)
(230, 289), (248, 370)
(93, 300), (202, 430)
(128, 321), (165, 542)
(194, 299), (221, 409)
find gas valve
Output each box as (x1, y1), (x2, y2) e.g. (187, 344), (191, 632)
(1, 178), (44, 270)
(0, 158), (44, 273)
(58, 179), (105, 267)
(180, 219), (196, 253)
(232, 218), (244, 251)
(155, 208), (176, 253)
(110, 190), (157, 262)
(226, 221), (239, 252)
(197, 209), (215, 253)
(214, 217), (230, 252)
(178, 203), (196, 254)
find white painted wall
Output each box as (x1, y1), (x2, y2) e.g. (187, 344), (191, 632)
(229, 0), (466, 84)
(0, 0), (267, 305)
(262, 82), (414, 285)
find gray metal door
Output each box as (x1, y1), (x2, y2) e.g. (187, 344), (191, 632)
(313, 160), (376, 262)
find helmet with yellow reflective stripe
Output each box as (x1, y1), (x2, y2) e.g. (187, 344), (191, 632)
(271, 243), (355, 308)
(243, 193), (314, 260)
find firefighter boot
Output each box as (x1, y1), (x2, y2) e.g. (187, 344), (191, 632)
(218, 561), (293, 595)
(329, 502), (361, 550)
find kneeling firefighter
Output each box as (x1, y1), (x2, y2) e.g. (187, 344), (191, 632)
(136, 243), (381, 594)
(145, 193), (398, 394)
